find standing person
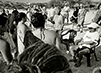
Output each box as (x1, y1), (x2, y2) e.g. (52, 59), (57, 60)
(17, 12), (28, 56)
(92, 3), (101, 25)
(8, 9), (19, 48)
(61, 2), (70, 24)
(70, 4), (79, 29)
(53, 6), (64, 31)
(46, 5), (55, 22)
(26, 7), (33, 30)
(77, 4), (87, 32)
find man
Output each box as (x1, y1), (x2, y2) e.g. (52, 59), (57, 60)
(61, 2), (70, 24)
(77, 4), (88, 32)
(74, 22), (100, 67)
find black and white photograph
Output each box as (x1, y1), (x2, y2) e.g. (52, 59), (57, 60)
(0, 0), (101, 73)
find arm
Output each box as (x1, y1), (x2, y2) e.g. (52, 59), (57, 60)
(60, 16), (65, 31)
(92, 10), (101, 23)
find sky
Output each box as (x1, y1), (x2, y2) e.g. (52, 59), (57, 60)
(3, 0), (51, 3)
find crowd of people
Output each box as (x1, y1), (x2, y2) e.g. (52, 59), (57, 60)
(0, 1), (101, 73)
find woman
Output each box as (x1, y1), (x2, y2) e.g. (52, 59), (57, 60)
(77, 4), (87, 32)
(17, 12), (28, 56)
(70, 4), (79, 28)
(14, 12), (73, 73)
(30, 13), (66, 52)
(8, 9), (19, 47)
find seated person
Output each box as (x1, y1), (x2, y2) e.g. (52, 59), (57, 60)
(74, 22), (100, 67)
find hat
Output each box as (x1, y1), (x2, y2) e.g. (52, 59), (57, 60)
(87, 22), (99, 29)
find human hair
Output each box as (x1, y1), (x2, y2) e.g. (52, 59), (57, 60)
(12, 9), (19, 16)
(0, 15), (8, 27)
(31, 13), (45, 28)
(0, 15), (8, 35)
(11, 9), (19, 24)
(17, 12), (26, 22)
(98, 3), (101, 9)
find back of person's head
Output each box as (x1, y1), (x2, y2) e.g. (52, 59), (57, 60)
(11, 9), (19, 21)
(31, 13), (45, 28)
(92, 67), (101, 73)
(17, 12), (26, 22)
(12, 9), (19, 15)
(0, 15), (8, 35)
(0, 15), (7, 27)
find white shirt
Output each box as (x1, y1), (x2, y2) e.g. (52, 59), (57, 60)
(17, 21), (27, 55)
(61, 6), (70, 16)
(83, 31), (99, 43)
(79, 31), (99, 48)
(46, 7), (55, 19)
(53, 14), (64, 30)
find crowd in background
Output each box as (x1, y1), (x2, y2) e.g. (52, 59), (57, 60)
(0, 1), (101, 73)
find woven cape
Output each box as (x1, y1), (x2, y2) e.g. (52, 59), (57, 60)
(6, 31), (72, 73)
